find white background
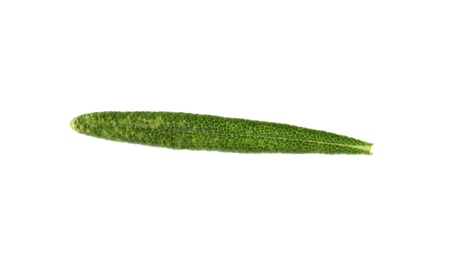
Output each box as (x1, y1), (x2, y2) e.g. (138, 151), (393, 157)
(1, 1), (453, 259)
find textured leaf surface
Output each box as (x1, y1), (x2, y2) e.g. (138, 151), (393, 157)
(70, 112), (372, 155)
